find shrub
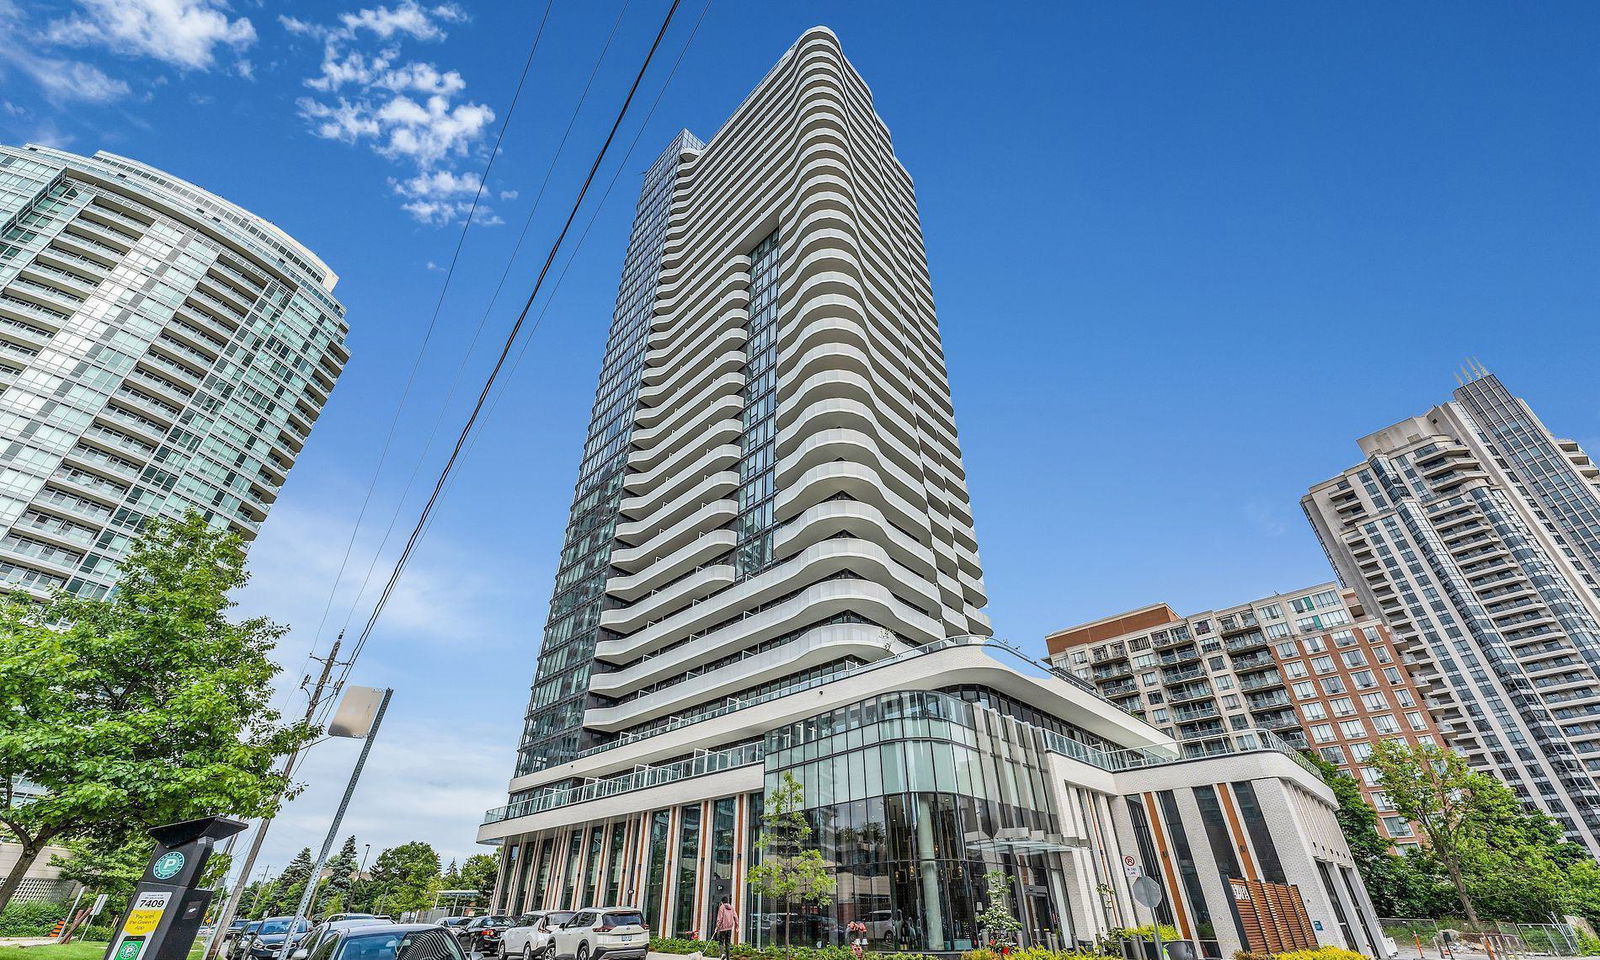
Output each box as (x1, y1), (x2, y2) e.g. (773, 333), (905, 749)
(0, 899), (69, 937)
(1112, 926), (1181, 943)
(648, 938), (935, 960)
(1008, 949), (1115, 960)
(1274, 948), (1366, 960)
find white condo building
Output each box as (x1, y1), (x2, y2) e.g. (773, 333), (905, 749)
(484, 29), (1384, 959)
(0, 144), (347, 598)
(1305, 368), (1600, 855)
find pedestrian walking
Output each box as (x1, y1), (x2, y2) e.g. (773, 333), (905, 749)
(714, 898), (737, 960)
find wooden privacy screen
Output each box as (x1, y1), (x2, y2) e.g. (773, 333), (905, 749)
(1229, 879), (1318, 953)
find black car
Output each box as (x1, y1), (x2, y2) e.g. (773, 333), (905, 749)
(292, 918), (395, 960)
(452, 916), (516, 956)
(244, 916), (313, 960)
(303, 924), (467, 960)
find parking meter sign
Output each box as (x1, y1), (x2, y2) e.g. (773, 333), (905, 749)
(123, 892), (170, 936)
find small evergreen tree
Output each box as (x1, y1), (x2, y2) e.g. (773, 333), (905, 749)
(747, 773), (835, 954)
(316, 837), (360, 916)
(268, 848), (315, 917)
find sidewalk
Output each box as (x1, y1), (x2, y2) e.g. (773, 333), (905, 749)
(0, 939), (61, 948)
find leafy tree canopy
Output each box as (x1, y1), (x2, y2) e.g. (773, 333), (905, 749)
(0, 514), (316, 911)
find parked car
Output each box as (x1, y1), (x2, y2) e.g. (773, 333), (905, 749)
(548, 907), (647, 960)
(438, 918), (472, 930)
(229, 921), (265, 960)
(323, 914), (380, 924)
(301, 923), (466, 960)
(242, 917), (313, 960)
(452, 915), (517, 955)
(292, 918), (395, 959)
(502, 912), (573, 960)
(222, 919), (254, 945)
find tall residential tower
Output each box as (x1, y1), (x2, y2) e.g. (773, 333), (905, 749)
(1304, 368), (1600, 854)
(0, 145), (347, 597)
(486, 29), (1382, 959)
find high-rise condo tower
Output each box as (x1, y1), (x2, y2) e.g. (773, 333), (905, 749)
(486, 29), (1384, 958)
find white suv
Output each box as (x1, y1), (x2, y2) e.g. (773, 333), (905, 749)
(503, 912), (573, 960)
(549, 908), (648, 960)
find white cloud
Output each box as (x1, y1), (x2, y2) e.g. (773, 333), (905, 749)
(282, 2), (498, 226)
(390, 168), (498, 224)
(339, 2), (465, 42)
(0, 46), (132, 104)
(499, 189), (518, 201)
(45, 0), (256, 71)
(226, 496), (535, 876)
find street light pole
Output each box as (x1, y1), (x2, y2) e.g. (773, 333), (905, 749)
(206, 640), (345, 960)
(275, 688), (393, 960)
(355, 846), (371, 912)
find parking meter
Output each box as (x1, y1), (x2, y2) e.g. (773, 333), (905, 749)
(103, 817), (249, 960)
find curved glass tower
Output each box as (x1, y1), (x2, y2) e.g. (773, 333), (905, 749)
(0, 144), (348, 598)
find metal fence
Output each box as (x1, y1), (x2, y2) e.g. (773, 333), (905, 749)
(1379, 918), (1581, 958)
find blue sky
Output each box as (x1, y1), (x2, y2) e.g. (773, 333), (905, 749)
(3, 0), (1597, 871)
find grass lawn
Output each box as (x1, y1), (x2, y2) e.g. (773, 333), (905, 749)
(0, 941), (209, 960)
(0, 944), (107, 960)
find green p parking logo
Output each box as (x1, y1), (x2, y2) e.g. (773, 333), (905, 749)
(152, 851), (185, 880)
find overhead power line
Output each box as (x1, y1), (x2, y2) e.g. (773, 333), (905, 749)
(288, 0), (558, 711)
(333, 0), (690, 685)
(447, 0), (713, 481)
(325, 0), (638, 660)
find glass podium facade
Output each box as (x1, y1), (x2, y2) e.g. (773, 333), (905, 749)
(755, 691), (1083, 953)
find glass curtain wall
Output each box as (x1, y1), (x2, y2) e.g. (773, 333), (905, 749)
(675, 806), (703, 935)
(516, 131), (702, 773)
(734, 230), (781, 578)
(759, 690), (1078, 953)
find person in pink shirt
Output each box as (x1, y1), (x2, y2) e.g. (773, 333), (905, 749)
(713, 898), (737, 959)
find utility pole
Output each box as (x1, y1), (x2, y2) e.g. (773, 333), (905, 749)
(204, 639), (346, 960)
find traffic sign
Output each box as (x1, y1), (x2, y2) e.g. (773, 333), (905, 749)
(1131, 876), (1164, 908)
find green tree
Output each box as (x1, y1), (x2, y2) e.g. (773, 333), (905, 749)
(316, 837), (361, 916)
(1368, 740), (1591, 923)
(459, 855), (500, 905)
(266, 848), (315, 918)
(747, 772), (835, 954)
(975, 870), (1024, 949)
(0, 514), (316, 911)
(1305, 751), (1458, 916)
(1369, 741), (1494, 922)
(369, 842), (441, 915)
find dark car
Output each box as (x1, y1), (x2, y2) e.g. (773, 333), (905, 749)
(452, 916), (516, 956)
(244, 916), (312, 960)
(303, 924), (467, 960)
(229, 922), (266, 960)
(293, 918), (395, 960)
